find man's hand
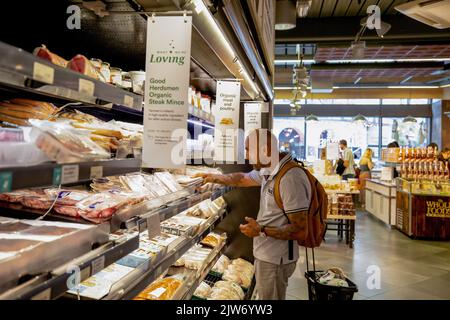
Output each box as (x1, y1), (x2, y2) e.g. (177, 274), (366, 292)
(193, 172), (260, 188)
(239, 217), (261, 238)
(193, 173), (214, 185)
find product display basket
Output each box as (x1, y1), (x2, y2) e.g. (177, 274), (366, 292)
(304, 247), (358, 301)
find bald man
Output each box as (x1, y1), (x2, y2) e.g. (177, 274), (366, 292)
(196, 129), (311, 300)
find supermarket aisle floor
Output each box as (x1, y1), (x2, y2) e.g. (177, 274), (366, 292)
(287, 211), (450, 300)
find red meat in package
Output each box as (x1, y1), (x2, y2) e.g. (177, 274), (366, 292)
(44, 189), (91, 206)
(75, 192), (133, 223)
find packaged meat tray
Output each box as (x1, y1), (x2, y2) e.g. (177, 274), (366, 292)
(193, 281), (212, 299)
(134, 274), (185, 300)
(44, 189), (91, 206)
(154, 172), (183, 193)
(207, 280), (245, 300)
(211, 255), (230, 275)
(33, 45), (68, 68)
(76, 192), (134, 223)
(200, 232), (224, 249)
(67, 263), (134, 300)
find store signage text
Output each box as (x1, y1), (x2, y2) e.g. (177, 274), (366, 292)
(142, 15), (192, 169)
(149, 54), (185, 66)
(426, 199), (450, 218)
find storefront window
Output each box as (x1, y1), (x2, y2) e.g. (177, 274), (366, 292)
(381, 117), (430, 147)
(305, 117), (380, 162)
(272, 117), (305, 159)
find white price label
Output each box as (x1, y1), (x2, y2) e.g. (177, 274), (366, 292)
(33, 62), (54, 84)
(147, 212), (161, 239)
(79, 78), (95, 96)
(91, 256), (105, 275)
(61, 165), (79, 184)
(124, 95), (134, 108)
(90, 166), (103, 179)
(150, 287), (166, 298)
(31, 288), (51, 300)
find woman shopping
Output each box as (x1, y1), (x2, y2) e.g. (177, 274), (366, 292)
(359, 148), (374, 207)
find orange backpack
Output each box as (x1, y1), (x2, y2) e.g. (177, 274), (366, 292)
(273, 161), (328, 248)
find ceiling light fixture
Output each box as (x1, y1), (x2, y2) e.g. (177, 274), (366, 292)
(352, 114), (368, 124)
(275, 0), (297, 30)
(305, 114), (319, 122)
(296, 0), (312, 18)
(403, 115), (418, 123)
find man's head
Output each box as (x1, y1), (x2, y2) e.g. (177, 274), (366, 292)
(339, 139), (348, 151)
(245, 129), (279, 170)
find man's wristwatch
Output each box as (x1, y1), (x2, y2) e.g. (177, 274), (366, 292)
(260, 225), (267, 237)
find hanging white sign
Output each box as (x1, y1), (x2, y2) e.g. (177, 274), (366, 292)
(214, 81), (241, 162)
(326, 142), (340, 160)
(244, 103), (262, 137)
(142, 15), (192, 169)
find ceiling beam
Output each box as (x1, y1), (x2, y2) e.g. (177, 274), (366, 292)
(274, 88), (443, 99)
(275, 15), (450, 45)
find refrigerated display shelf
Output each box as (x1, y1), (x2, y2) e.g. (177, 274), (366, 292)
(0, 158), (141, 192)
(181, 242), (227, 300)
(0, 41), (143, 112)
(102, 207), (228, 300)
(0, 234), (139, 300)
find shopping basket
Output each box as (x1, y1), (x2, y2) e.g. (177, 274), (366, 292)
(304, 247), (358, 301)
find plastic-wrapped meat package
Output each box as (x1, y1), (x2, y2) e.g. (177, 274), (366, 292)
(0, 128), (24, 142)
(134, 274), (185, 300)
(193, 281), (212, 299)
(211, 255), (230, 274)
(53, 205), (81, 218)
(231, 258), (254, 275)
(223, 263), (253, 289)
(91, 177), (128, 193)
(119, 174), (156, 197)
(76, 192), (131, 223)
(21, 193), (54, 210)
(44, 189), (91, 206)
(154, 172), (183, 193)
(0, 189), (40, 203)
(142, 175), (171, 197)
(208, 281), (244, 300)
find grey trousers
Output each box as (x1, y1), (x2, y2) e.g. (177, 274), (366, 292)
(254, 259), (297, 300)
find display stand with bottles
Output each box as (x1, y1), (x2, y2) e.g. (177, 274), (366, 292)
(395, 146), (450, 239)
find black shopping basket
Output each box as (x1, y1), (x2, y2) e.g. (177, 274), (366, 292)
(304, 247), (358, 301)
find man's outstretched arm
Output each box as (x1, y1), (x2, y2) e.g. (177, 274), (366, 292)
(194, 172), (260, 187)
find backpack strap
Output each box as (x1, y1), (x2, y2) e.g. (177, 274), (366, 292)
(273, 160), (301, 261)
(273, 161), (301, 211)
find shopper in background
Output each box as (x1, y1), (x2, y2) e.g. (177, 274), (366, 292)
(387, 141), (400, 178)
(195, 129), (311, 300)
(358, 148), (374, 207)
(339, 139), (356, 180)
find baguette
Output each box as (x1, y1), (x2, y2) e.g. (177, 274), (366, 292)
(0, 113), (29, 126)
(72, 123), (123, 139)
(0, 105), (51, 120)
(9, 99), (57, 114)
(0, 102), (52, 116)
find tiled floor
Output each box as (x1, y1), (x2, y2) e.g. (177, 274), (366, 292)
(286, 211), (450, 300)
